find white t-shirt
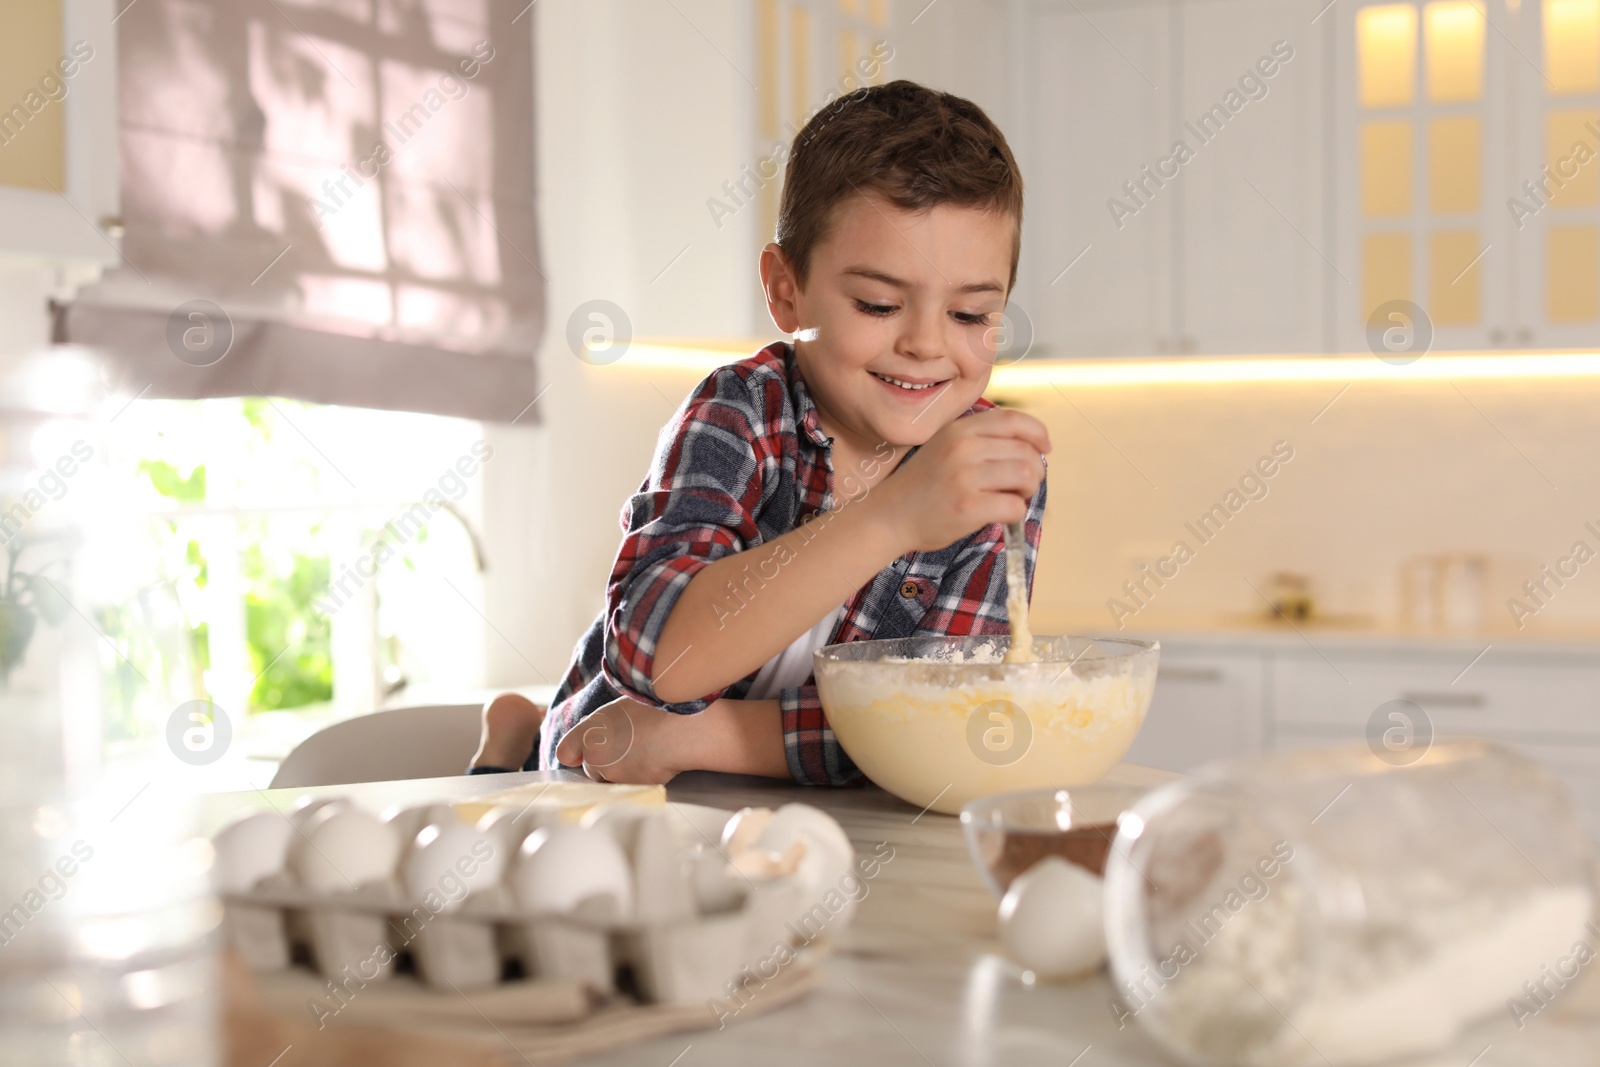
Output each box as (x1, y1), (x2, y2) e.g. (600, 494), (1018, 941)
(743, 606), (845, 701)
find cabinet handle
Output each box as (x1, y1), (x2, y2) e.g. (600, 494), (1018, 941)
(1159, 666), (1223, 682)
(1488, 329), (1505, 345)
(1400, 690), (1486, 708)
(1517, 328), (1533, 344)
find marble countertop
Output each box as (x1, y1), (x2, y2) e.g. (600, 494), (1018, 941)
(206, 766), (1600, 1066)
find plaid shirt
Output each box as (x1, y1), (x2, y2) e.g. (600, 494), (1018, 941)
(537, 340), (1047, 786)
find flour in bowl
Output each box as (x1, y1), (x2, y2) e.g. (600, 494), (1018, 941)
(1151, 876), (1595, 1065)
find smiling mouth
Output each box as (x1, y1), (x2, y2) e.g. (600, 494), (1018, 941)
(869, 372), (949, 392)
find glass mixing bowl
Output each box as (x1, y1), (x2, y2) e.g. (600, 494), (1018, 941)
(812, 635), (1159, 815)
(961, 784), (1151, 895)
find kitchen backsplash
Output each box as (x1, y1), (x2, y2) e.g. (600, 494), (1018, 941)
(1008, 371), (1600, 636)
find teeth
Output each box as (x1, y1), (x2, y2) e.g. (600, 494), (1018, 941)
(872, 373), (941, 391)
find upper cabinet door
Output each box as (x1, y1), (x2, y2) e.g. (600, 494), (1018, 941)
(1020, 0), (1175, 358)
(1177, 0), (1330, 354)
(1511, 0), (1600, 348)
(1331, 0), (1515, 352)
(0, 0), (119, 270)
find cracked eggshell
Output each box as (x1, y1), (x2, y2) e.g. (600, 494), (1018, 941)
(401, 820), (508, 913)
(760, 806), (853, 868)
(998, 857), (1106, 981)
(213, 811), (294, 893)
(755, 805), (858, 927)
(719, 807), (774, 856)
(514, 825), (634, 918)
(290, 808), (401, 893)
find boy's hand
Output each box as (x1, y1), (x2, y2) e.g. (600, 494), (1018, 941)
(870, 408), (1050, 553)
(553, 696), (684, 785)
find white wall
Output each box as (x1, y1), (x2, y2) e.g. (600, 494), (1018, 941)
(0, 261), (57, 368)
(482, 0), (754, 686)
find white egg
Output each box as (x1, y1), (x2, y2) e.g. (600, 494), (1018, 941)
(475, 805), (556, 863)
(998, 857), (1107, 980)
(290, 808), (401, 893)
(671, 803), (734, 845)
(288, 795), (349, 830)
(630, 812), (696, 923)
(514, 825), (634, 918)
(212, 811), (294, 893)
(689, 846), (746, 915)
(400, 820), (507, 912)
(580, 804), (654, 857)
(381, 803), (461, 849)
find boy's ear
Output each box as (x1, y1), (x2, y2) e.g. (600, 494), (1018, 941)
(759, 243), (803, 335)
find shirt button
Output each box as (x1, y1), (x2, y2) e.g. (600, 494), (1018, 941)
(899, 580), (919, 599)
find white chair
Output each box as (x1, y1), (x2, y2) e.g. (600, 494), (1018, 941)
(268, 704), (485, 789)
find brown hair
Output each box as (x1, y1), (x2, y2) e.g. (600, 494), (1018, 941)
(775, 80), (1024, 292)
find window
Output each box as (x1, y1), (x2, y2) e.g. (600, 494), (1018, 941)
(95, 396), (490, 782)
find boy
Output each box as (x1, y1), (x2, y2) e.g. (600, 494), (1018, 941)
(470, 80), (1050, 786)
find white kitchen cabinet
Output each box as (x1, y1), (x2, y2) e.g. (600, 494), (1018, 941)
(1272, 647), (1600, 740)
(1176, 0), (1329, 353)
(1269, 645), (1600, 835)
(1124, 648), (1266, 772)
(1015, 0), (1330, 356)
(1131, 634), (1600, 835)
(1507, 0), (1600, 348)
(0, 0), (120, 269)
(1014, 0), (1600, 355)
(1018, 1), (1175, 357)
(1330, 0), (1517, 352)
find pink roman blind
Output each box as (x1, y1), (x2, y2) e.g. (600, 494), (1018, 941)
(62, 0), (543, 422)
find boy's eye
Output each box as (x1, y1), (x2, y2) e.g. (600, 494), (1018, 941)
(854, 300), (897, 317)
(953, 311), (989, 326)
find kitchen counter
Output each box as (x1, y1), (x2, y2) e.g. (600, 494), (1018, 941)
(1032, 612), (1600, 657)
(207, 767), (1600, 1066)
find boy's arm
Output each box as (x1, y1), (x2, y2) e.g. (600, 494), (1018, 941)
(564, 458), (1045, 786)
(554, 694), (789, 782)
(647, 408), (1051, 704)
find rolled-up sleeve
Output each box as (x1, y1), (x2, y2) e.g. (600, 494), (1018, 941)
(780, 683), (863, 786)
(600, 374), (771, 713)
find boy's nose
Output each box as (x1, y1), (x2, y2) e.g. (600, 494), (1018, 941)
(894, 309), (947, 363)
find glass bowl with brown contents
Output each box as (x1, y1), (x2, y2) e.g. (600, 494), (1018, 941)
(960, 785), (1150, 896)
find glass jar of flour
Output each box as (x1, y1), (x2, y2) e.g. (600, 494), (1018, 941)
(1103, 741), (1596, 1066)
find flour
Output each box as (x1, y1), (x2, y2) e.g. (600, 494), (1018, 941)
(1154, 875), (1595, 1066)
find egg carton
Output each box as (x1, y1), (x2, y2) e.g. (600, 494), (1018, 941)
(221, 871), (807, 1004)
(212, 796), (863, 1007)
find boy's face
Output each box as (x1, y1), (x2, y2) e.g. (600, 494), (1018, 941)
(764, 194), (1014, 451)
